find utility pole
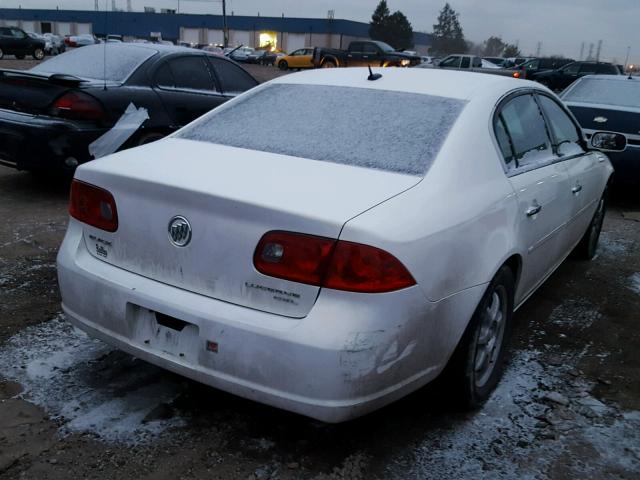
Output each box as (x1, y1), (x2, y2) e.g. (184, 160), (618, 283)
(536, 41), (541, 56)
(579, 42), (584, 61)
(595, 39), (602, 62)
(222, 0), (228, 48)
(624, 46), (631, 70)
(587, 43), (594, 61)
(94, 0), (99, 11)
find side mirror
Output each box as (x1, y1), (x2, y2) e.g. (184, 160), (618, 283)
(590, 131), (627, 152)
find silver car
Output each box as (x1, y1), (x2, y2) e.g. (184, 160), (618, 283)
(57, 68), (615, 422)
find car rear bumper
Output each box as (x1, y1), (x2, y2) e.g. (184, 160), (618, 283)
(0, 108), (106, 171)
(57, 219), (486, 422)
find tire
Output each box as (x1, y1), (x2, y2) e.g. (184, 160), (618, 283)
(572, 192), (607, 260)
(321, 59), (337, 68)
(32, 48), (45, 60)
(278, 60), (288, 71)
(442, 265), (515, 408)
(15, 54), (25, 60)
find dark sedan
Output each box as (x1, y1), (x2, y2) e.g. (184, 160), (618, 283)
(0, 43), (258, 173)
(535, 61), (620, 91)
(562, 75), (640, 186)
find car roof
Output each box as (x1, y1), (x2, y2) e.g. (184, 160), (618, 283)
(573, 74), (637, 82)
(271, 67), (536, 101)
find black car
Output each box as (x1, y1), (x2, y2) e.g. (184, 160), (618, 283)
(0, 43), (258, 173)
(246, 50), (277, 66)
(535, 61), (620, 91)
(510, 57), (574, 80)
(562, 75), (640, 186)
(0, 26), (46, 60)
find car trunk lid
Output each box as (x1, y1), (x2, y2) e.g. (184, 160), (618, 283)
(75, 138), (421, 318)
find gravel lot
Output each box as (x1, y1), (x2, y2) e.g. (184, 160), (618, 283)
(1, 58), (639, 480)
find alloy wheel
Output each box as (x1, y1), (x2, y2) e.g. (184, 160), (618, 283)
(474, 285), (508, 388)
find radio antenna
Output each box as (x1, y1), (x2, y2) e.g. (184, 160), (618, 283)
(103, 0), (108, 90)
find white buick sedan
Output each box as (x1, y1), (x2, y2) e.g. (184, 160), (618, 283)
(57, 68), (614, 423)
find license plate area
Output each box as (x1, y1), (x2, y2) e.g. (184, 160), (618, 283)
(128, 304), (200, 362)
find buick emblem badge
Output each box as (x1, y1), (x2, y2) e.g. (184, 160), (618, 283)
(168, 216), (192, 247)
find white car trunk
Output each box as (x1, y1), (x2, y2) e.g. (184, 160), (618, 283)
(75, 138), (420, 318)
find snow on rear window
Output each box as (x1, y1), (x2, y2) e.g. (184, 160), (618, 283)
(31, 44), (156, 82)
(177, 84), (466, 176)
(563, 78), (640, 108)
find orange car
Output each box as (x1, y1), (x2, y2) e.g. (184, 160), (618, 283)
(277, 48), (314, 70)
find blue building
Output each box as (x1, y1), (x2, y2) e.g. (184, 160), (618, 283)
(0, 8), (432, 54)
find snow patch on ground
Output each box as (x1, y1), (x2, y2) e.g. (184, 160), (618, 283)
(628, 273), (640, 295)
(0, 315), (185, 444)
(598, 231), (632, 258)
(384, 349), (640, 479)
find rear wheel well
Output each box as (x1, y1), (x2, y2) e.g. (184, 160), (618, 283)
(503, 254), (522, 291)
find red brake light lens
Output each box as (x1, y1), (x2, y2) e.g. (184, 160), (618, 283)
(69, 179), (118, 232)
(253, 231), (416, 293)
(324, 241), (416, 293)
(253, 231), (335, 286)
(52, 91), (105, 121)
(512, 71), (521, 79)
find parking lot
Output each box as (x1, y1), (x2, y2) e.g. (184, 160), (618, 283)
(0, 58), (639, 479)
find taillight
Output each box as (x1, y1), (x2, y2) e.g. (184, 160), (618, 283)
(69, 179), (118, 232)
(513, 71), (521, 79)
(253, 231), (415, 293)
(51, 91), (105, 121)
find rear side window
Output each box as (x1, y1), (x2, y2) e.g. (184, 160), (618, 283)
(177, 84), (466, 176)
(597, 64), (618, 74)
(167, 56), (217, 92)
(154, 62), (175, 88)
(460, 57), (470, 68)
(579, 63), (597, 75)
(537, 95), (584, 157)
(363, 43), (378, 54)
(494, 94), (552, 170)
(563, 63), (580, 75)
(208, 57), (257, 94)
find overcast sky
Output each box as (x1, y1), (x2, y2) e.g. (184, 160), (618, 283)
(3, 0), (638, 63)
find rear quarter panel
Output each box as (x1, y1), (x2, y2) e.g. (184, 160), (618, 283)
(339, 91), (521, 304)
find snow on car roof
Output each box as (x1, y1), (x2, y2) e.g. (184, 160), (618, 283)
(271, 67), (529, 101)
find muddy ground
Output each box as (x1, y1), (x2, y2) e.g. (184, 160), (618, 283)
(1, 59), (640, 479)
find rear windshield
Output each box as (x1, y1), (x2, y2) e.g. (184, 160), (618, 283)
(31, 44), (156, 82)
(563, 78), (640, 108)
(177, 84), (466, 176)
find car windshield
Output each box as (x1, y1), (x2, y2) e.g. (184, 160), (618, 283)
(177, 84), (466, 176)
(373, 41), (395, 52)
(30, 44), (157, 82)
(563, 78), (640, 108)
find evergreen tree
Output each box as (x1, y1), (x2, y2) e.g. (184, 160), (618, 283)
(432, 3), (467, 55)
(369, 1), (414, 51)
(369, 0), (391, 41)
(385, 11), (414, 50)
(483, 36), (506, 57)
(503, 43), (521, 57)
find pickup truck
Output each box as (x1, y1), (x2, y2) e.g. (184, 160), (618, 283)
(312, 41), (421, 68)
(423, 54), (519, 79)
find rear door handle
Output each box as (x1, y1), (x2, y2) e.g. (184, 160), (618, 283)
(526, 203), (542, 217)
(572, 184), (583, 194)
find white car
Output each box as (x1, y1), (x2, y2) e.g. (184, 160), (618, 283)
(57, 68), (614, 423)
